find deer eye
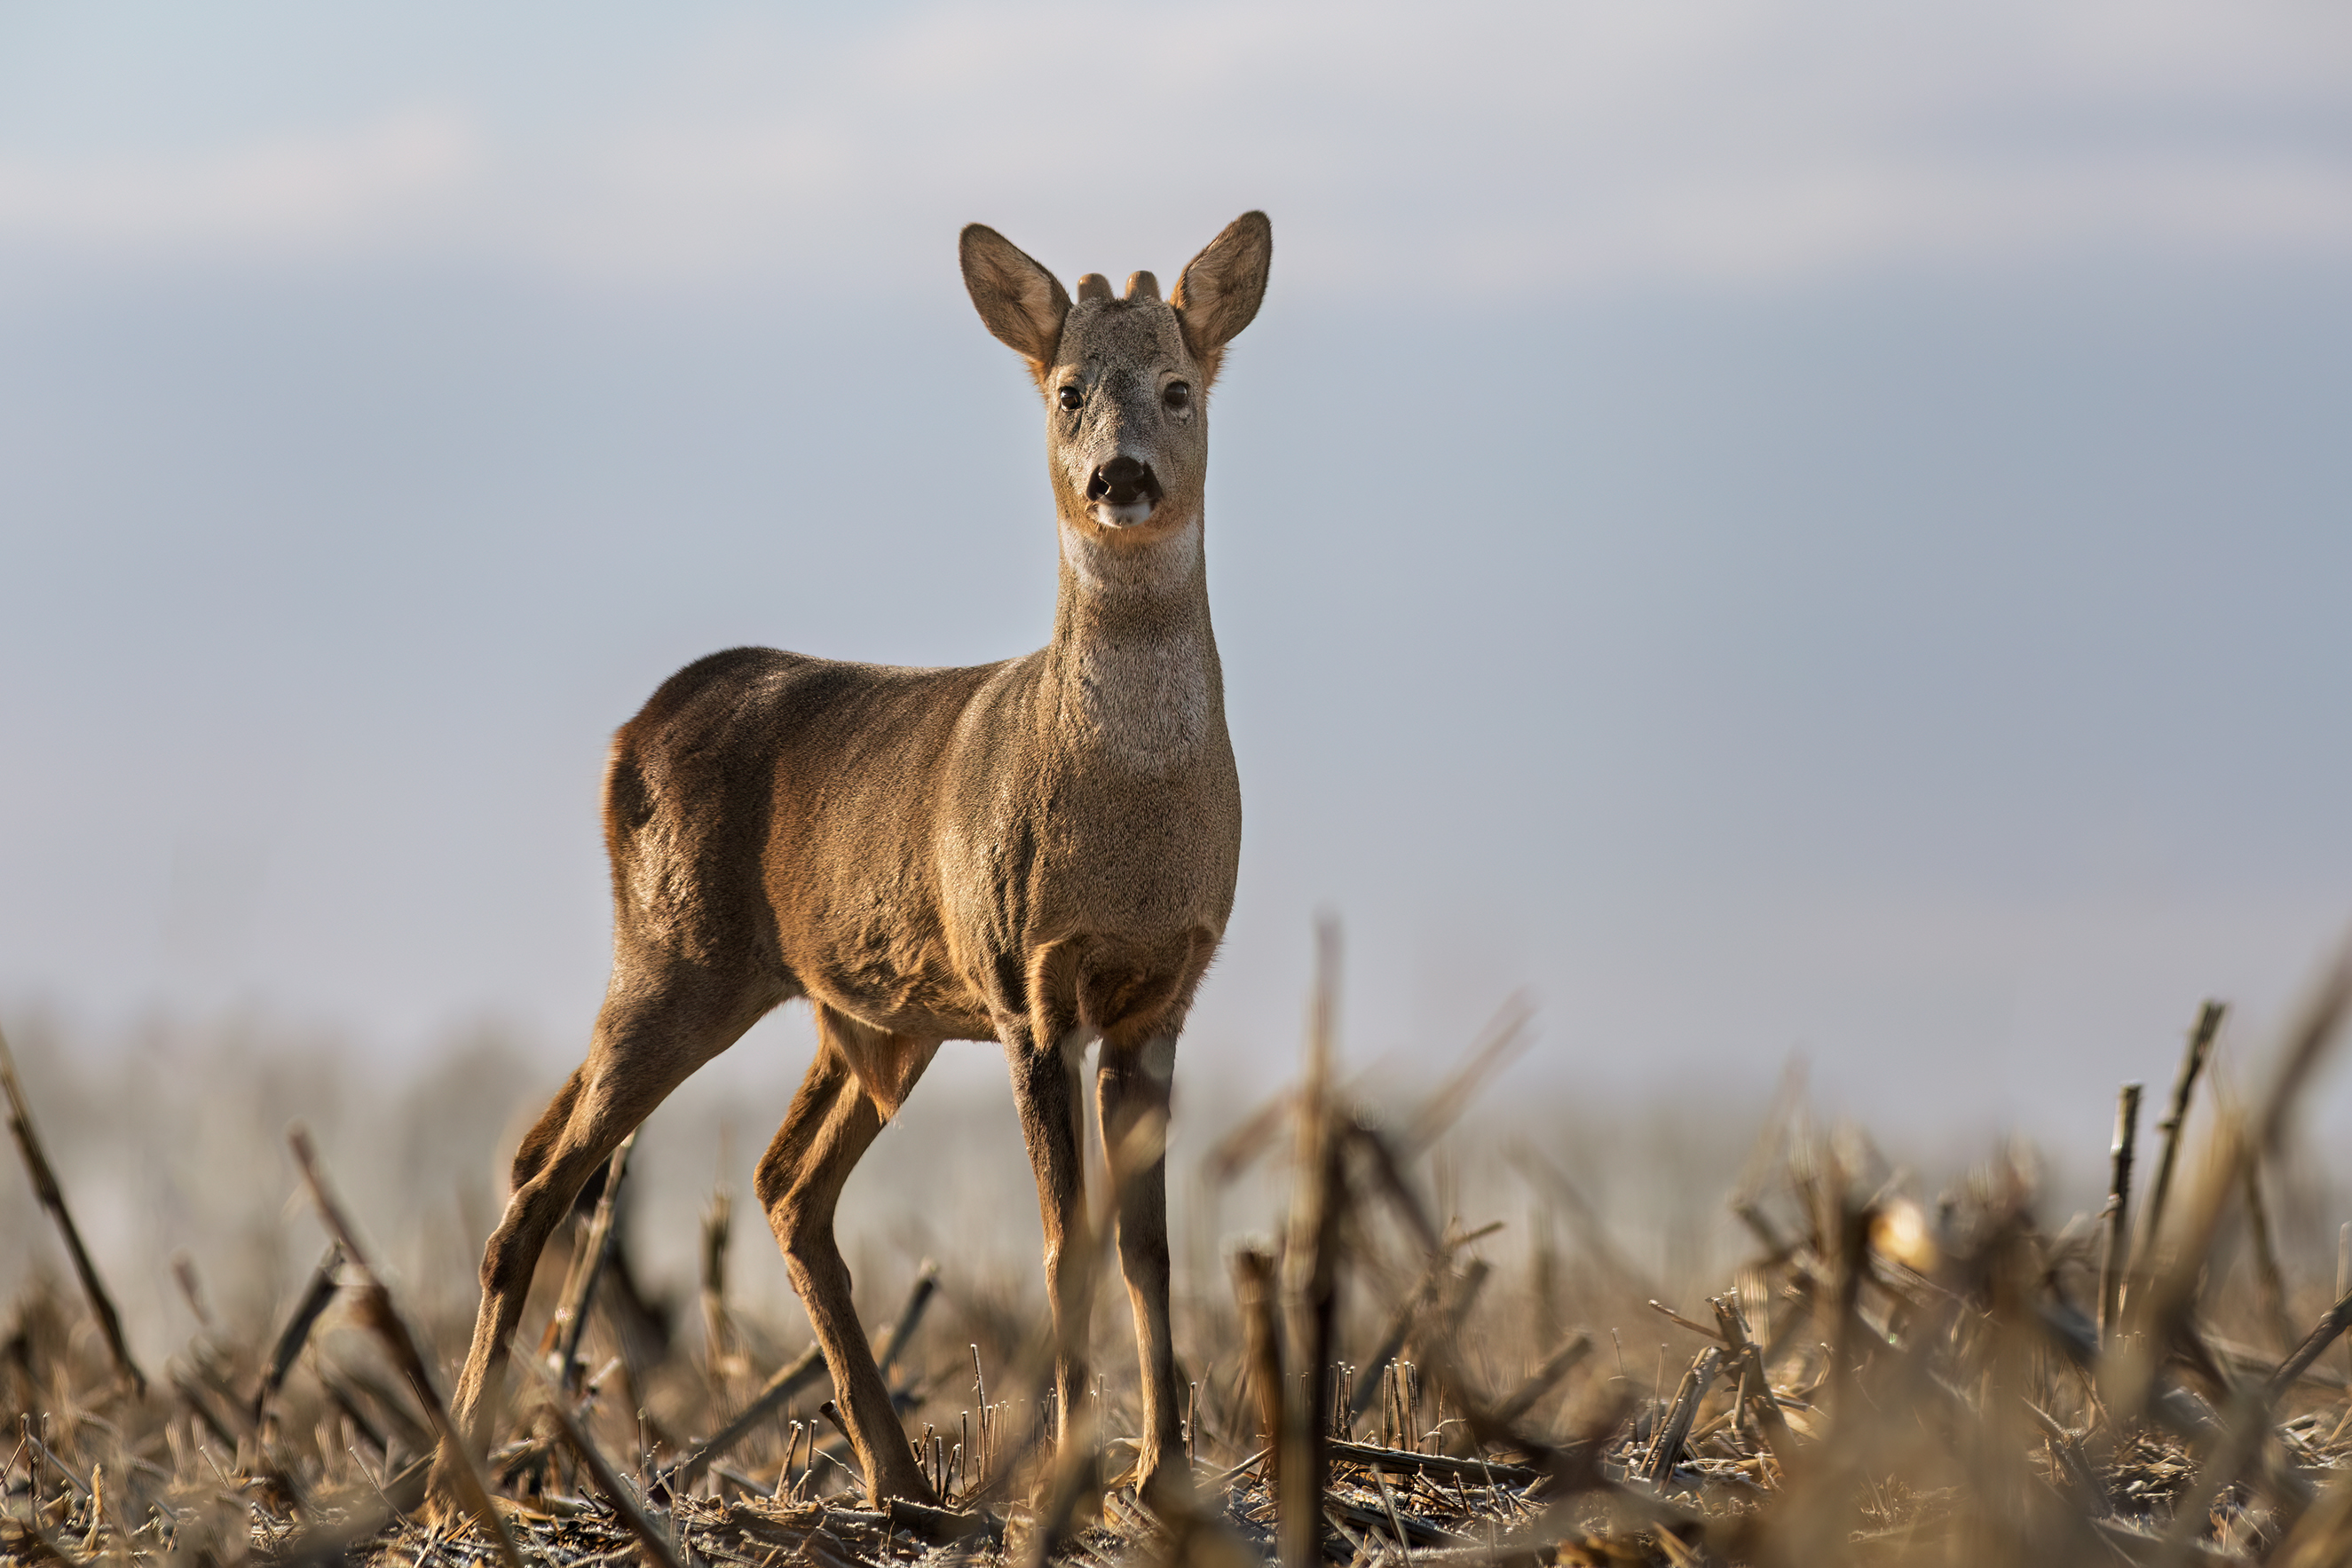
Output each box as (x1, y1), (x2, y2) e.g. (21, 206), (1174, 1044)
(1058, 385), (1083, 411)
(1163, 382), (1191, 413)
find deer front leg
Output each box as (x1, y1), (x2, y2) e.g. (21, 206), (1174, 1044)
(1098, 1030), (1183, 1502)
(1007, 1025), (1093, 1458)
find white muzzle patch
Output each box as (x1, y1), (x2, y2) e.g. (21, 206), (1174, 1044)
(1090, 500), (1157, 529)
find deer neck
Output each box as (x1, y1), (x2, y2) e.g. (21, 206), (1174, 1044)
(1045, 512), (1220, 774)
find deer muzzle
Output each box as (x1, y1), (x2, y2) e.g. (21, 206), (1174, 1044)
(1085, 456), (1164, 527)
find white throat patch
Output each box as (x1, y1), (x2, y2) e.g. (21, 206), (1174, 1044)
(1061, 516), (1212, 773)
(1060, 512), (1202, 596)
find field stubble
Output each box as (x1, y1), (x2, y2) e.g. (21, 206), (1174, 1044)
(8, 939), (2352, 1564)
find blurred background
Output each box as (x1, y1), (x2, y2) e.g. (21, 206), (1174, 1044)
(3, 1), (2350, 1362)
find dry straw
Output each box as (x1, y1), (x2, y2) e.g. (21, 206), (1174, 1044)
(8, 937), (2352, 1565)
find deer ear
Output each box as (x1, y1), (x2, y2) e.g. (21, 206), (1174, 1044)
(1172, 211), (1272, 382)
(960, 225), (1071, 367)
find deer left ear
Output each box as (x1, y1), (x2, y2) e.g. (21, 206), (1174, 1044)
(960, 224), (1071, 371)
(1172, 211), (1272, 385)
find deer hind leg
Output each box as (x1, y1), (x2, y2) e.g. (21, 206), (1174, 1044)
(756, 1005), (939, 1505)
(1097, 1024), (1183, 1500)
(432, 961), (779, 1519)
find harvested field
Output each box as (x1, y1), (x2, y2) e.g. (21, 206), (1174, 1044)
(9, 942), (2352, 1566)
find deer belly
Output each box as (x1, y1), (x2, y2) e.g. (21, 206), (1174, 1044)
(793, 910), (995, 1043)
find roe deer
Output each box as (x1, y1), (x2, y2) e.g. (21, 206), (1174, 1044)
(430, 212), (1272, 1514)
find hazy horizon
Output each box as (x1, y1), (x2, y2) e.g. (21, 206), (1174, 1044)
(6, 1), (2352, 1180)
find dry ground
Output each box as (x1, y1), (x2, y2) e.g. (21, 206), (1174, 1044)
(11, 955), (2352, 1566)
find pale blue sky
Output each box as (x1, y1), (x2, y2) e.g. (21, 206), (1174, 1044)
(4, 1), (2350, 1162)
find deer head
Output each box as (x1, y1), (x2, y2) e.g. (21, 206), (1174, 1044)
(959, 212), (1272, 548)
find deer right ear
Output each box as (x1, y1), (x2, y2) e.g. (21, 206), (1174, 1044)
(960, 225), (1071, 368)
(1172, 211), (1272, 384)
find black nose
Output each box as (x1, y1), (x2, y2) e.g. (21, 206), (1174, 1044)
(1086, 456), (1164, 508)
